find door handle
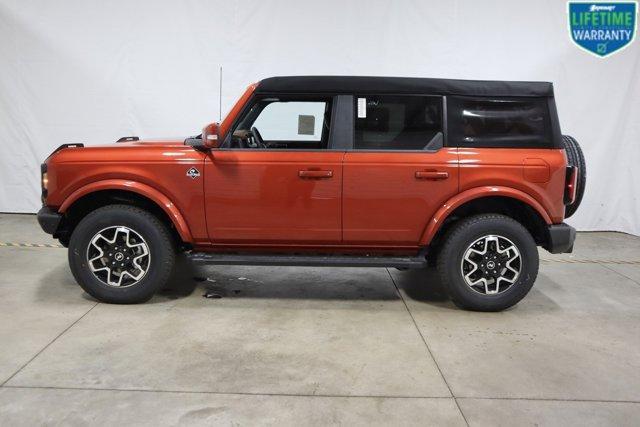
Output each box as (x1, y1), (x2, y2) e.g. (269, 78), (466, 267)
(298, 170), (333, 179)
(415, 170), (449, 180)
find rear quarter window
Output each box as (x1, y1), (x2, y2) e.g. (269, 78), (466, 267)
(447, 96), (552, 148)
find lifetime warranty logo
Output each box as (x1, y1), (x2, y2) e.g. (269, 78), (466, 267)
(568, 2), (638, 57)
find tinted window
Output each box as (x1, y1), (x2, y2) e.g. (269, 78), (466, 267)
(354, 95), (443, 150)
(448, 96), (551, 147)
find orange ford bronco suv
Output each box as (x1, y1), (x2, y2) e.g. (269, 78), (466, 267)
(38, 76), (585, 311)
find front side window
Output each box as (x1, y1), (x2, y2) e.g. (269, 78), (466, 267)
(229, 98), (332, 149)
(448, 96), (552, 147)
(354, 95), (443, 150)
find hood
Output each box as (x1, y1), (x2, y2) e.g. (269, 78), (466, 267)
(45, 136), (200, 164)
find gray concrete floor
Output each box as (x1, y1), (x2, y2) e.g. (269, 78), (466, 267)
(0, 213), (639, 426)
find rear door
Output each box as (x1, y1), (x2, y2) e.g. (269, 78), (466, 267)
(343, 95), (459, 245)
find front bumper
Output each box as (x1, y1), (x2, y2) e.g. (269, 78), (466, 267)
(37, 206), (63, 235)
(544, 223), (576, 254)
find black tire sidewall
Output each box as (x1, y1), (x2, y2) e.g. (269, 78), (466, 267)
(438, 215), (539, 311)
(562, 135), (586, 218)
(68, 206), (175, 304)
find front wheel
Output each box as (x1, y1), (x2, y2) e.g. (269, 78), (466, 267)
(437, 214), (539, 312)
(68, 205), (176, 304)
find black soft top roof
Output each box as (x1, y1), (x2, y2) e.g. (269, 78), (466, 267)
(257, 76), (553, 98)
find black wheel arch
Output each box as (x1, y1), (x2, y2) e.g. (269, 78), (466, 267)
(57, 190), (187, 249)
(428, 196), (548, 263)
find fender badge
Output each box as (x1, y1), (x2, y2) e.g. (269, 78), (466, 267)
(186, 167), (200, 179)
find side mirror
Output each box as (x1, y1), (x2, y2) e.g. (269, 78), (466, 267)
(202, 122), (221, 148)
(184, 136), (206, 148)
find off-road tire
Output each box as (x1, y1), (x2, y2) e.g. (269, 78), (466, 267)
(562, 135), (586, 218)
(68, 205), (176, 304)
(437, 214), (539, 312)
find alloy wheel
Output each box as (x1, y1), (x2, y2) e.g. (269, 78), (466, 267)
(460, 234), (521, 295)
(86, 226), (150, 287)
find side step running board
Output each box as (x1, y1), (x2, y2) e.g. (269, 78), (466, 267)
(186, 252), (427, 269)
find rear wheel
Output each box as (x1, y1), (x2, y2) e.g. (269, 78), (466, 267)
(68, 205), (175, 304)
(562, 135), (586, 218)
(437, 214), (539, 311)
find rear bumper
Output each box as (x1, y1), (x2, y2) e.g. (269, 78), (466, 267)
(544, 223), (576, 254)
(37, 206), (63, 235)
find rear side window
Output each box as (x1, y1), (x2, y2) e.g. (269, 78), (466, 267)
(448, 96), (552, 148)
(354, 95), (443, 150)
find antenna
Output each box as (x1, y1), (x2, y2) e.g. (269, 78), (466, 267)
(218, 66), (223, 122)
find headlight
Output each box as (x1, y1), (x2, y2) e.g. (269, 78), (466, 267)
(41, 163), (48, 204)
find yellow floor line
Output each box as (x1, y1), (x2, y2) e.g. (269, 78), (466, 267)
(0, 242), (64, 248)
(541, 258), (640, 265)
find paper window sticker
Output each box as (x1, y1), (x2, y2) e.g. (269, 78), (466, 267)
(298, 115), (315, 135)
(357, 97), (367, 118)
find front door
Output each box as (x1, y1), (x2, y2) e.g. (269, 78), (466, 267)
(205, 96), (345, 244)
(343, 94), (459, 246)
